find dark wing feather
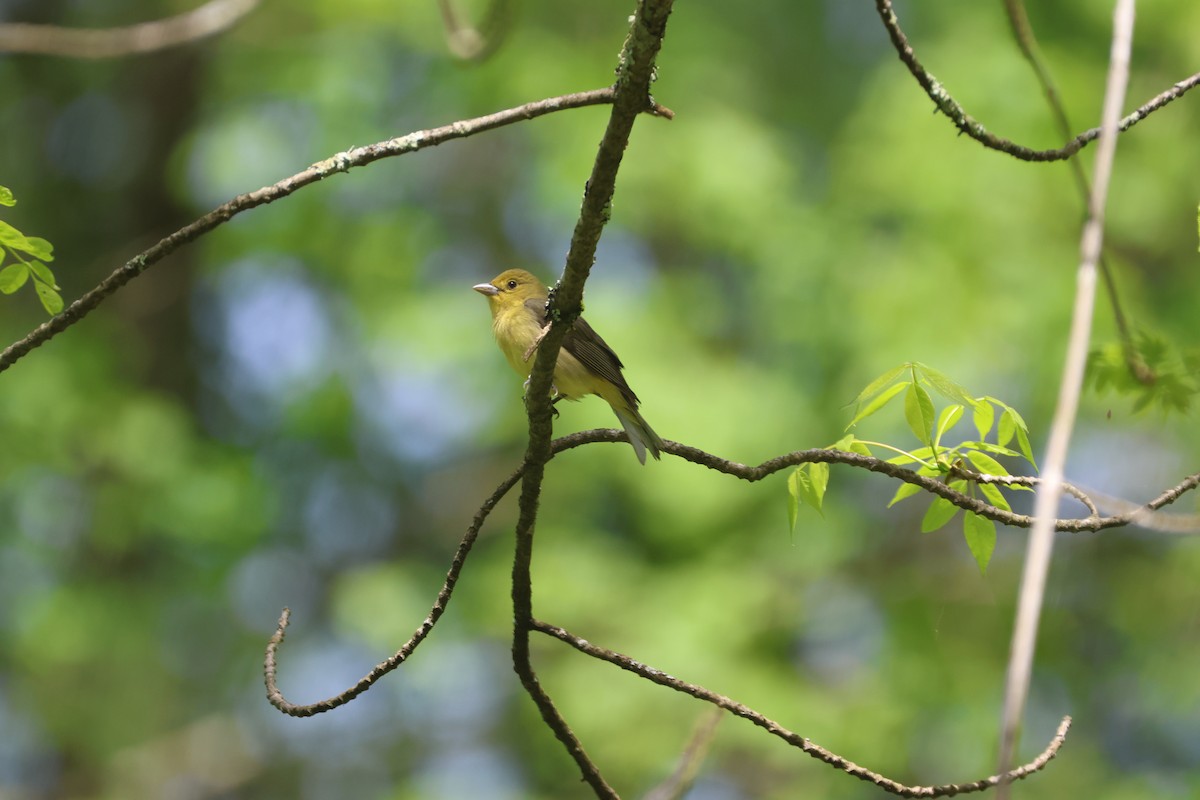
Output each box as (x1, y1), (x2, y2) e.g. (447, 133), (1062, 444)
(522, 297), (639, 406)
(563, 316), (639, 406)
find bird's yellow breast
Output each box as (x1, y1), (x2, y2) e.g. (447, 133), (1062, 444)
(489, 299), (597, 401)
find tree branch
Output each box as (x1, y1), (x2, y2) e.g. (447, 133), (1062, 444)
(0, 87), (673, 377)
(0, 0), (261, 58)
(508, 2), (675, 796)
(873, 0), (1198, 163)
(533, 619), (1072, 798)
(996, 0), (1136, 789)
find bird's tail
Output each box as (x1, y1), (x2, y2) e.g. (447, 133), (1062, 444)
(614, 407), (664, 465)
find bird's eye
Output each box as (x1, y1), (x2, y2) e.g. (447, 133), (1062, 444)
(506, 280), (518, 290)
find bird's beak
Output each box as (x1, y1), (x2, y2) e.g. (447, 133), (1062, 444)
(472, 283), (499, 296)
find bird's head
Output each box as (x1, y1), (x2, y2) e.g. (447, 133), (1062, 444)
(472, 269), (546, 311)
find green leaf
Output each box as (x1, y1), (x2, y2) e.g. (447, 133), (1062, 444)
(22, 236), (54, 262)
(851, 363), (909, 407)
(997, 408), (1016, 447)
(889, 481), (923, 507)
(34, 282), (63, 315)
(830, 434), (873, 457)
(787, 470), (800, 532)
(28, 260), (58, 290)
(0, 185), (14, 207)
(972, 400), (995, 440)
(978, 482), (1011, 513)
(916, 363), (975, 405)
(1015, 424), (1036, 468)
(904, 380), (935, 445)
(788, 464), (827, 521)
(0, 219), (30, 250)
(963, 512), (996, 575)
(935, 404), (963, 445)
(966, 450), (1009, 477)
(0, 263), (28, 294)
(846, 381), (907, 430)
(921, 496), (959, 532)
(957, 440), (1022, 458)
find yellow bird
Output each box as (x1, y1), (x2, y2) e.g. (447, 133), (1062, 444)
(473, 269), (663, 464)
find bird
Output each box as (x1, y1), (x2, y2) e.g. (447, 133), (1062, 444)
(473, 268), (664, 464)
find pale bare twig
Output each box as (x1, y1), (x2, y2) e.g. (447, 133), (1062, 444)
(437, 0), (512, 61)
(996, 0), (1136, 790)
(0, 0), (261, 58)
(643, 709), (723, 800)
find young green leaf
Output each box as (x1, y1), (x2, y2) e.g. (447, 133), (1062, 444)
(916, 362), (975, 405)
(957, 440), (1022, 458)
(0, 263), (28, 294)
(904, 381), (935, 445)
(852, 363), (910, 408)
(935, 404), (963, 445)
(889, 481), (923, 507)
(997, 408), (1016, 447)
(0, 220), (30, 250)
(0, 185), (14, 207)
(978, 482), (1012, 513)
(962, 512), (996, 575)
(847, 381), (907, 430)
(787, 470), (800, 531)
(788, 464), (827, 519)
(22, 237), (54, 262)
(972, 399), (995, 440)
(34, 282), (63, 315)
(830, 434), (874, 457)
(921, 496), (959, 532)
(28, 260), (58, 290)
(1015, 424), (1036, 468)
(966, 450), (1009, 477)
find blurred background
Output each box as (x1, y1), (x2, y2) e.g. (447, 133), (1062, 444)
(1, 0), (1199, 797)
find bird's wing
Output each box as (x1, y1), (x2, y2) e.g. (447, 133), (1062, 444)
(523, 297), (640, 407)
(563, 316), (639, 407)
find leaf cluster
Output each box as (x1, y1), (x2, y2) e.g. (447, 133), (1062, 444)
(1086, 331), (1200, 414)
(788, 363), (1037, 574)
(0, 185), (62, 315)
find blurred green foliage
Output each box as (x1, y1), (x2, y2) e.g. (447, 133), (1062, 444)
(1, 1), (1200, 799)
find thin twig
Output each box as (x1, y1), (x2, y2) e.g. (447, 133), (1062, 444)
(0, 87), (673, 377)
(265, 465), (524, 715)
(996, 0), (1136, 789)
(508, 2), (676, 797)
(437, 0), (512, 61)
(0, 0), (260, 58)
(263, 428), (1196, 721)
(643, 709), (723, 800)
(1001, 0), (1153, 385)
(534, 619), (1072, 798)
(873, 0), (1198, 163)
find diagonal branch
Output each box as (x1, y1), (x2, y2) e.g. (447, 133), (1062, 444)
(873, 0), (1199, 163)
(533, 619), (1072, 798)
(996, 0), (1136, 789)
(0, 87), (672, 377)
(508, 2), (676, 797)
